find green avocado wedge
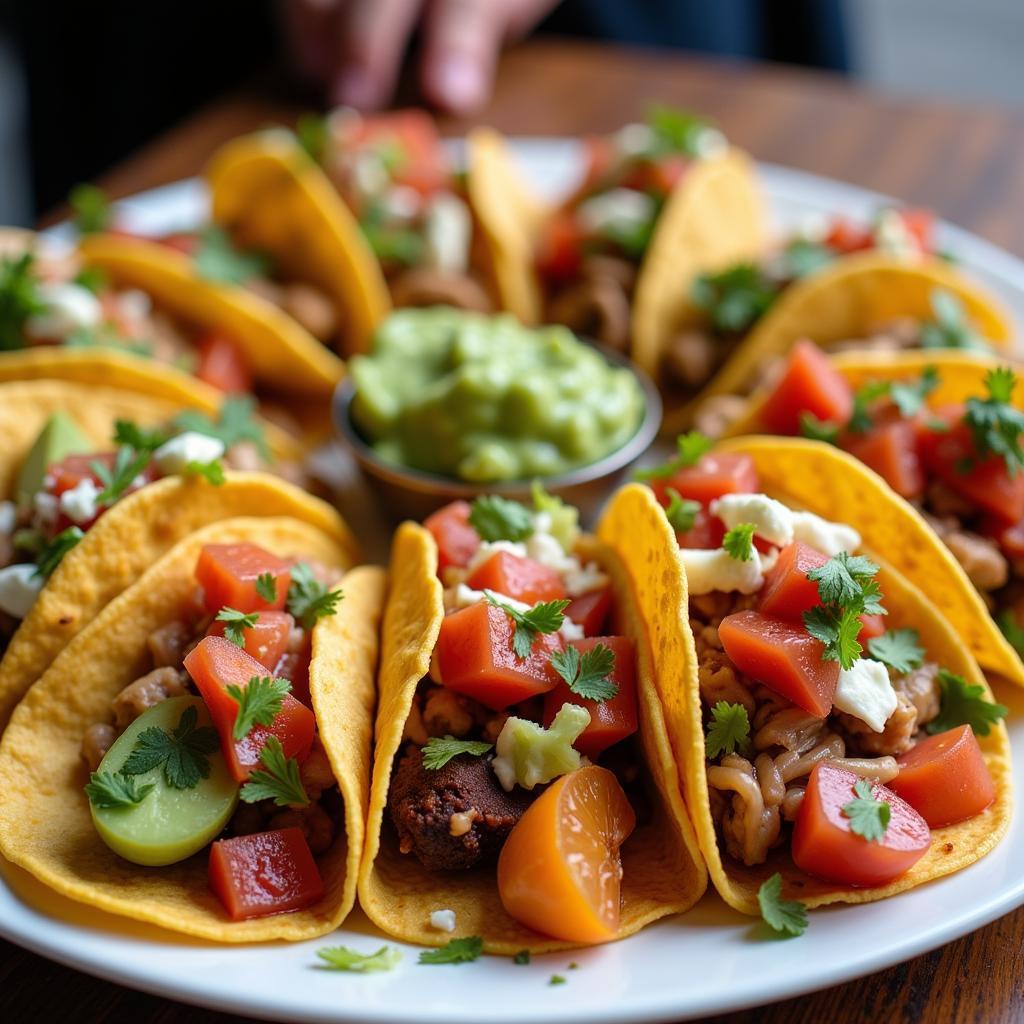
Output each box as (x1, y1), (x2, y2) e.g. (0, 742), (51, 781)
(89, 695), (239, 867)
(14, 410), (92, 508)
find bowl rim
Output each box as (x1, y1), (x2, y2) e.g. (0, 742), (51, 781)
(332, 337), (663, 497)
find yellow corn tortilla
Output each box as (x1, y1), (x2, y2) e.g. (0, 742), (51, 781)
(599, 480), (1011, 915)
(78, 231), (343, 396)
(358, 521), (707, 954)
(0, 471), (360, 734)
(0, 516), (383, 941)
(205, 130), (391, 357)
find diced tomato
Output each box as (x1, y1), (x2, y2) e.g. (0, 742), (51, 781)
(209, 828), (324, 921)
(858, 613), (887, 641)
(918, 413), (1024, 525)
(45, 451), (154, 533)
(719, 610), (838, 717)
(349, 110), (449, 195)
(435, 602), (563, 710)
(536, 209), (586, 284)
(207, 610), (294, 670)
(275, 647), (312, 708)
(845, 420), (924, 500)
(195, 331), (252, 394)
(195, 543), (292, 616)
(625, 155), (690, 196)
(184, 636), (315, 782)
(159, 232), (200, 255)
(792, 762), (930, 886)
(424, 500), (480, 573)
(565, 586), (612, 636)
(758, 542), (829, 623)
(758, 340), (854, 436)
(650, 452), (760, 509)
(889, 725), (995, 827)
(675, 508), (726, 550)
(465, 551), (567, 606)
(542, 636), (638, 758)
(825, 216), (874, 255)
(895, 208), (935, 254)
(578, 135), (617, 194)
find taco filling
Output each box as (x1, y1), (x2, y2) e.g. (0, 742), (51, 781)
(643, 446), (1004, 888)
(536, 107), (726, 354)
(0, 402), (299, 653)
(81, 540), (344, 921)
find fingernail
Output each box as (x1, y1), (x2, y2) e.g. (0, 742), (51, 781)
(434, 53), (486, 113)
(331, 67), (379, 110)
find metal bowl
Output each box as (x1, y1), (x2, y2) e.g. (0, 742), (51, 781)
(332, 342), (663, 525)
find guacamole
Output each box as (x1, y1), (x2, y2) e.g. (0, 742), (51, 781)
(349, 308), (646, 482)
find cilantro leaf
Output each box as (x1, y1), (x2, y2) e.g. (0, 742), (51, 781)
(184, 459), (226, 486)
(514, 951), (531, 965)
(926, 670), (1007, 737)
(634, 431), (712, 481)
(722, 523), (756, 562)
(113, 420), (170, 453)
(226, 675), (291, 741)
(867, 629), (925, 673)
(74, 266), (108, 294)
(121, 704), (220, 790)
(33, 526), (84, 579)
(998, 610), (1024, 657)
(799, 412), (840, 445)
(484, 592), (569, 659)
(890, 367), (939, 418)
(69, 184), (112, 235)
(255, 572), (278, 604)
(240, 736), (309, 806)
(421, 735), (494, 770)
(286, 562), (344, 629)
(84, 771), (154, 809)
(316, 945), (401, 973)
(962, 367), (1024, 477)
(194, 225), (271, 285)
(803, 605), (865, 670)
(847, 380), (891, 435)
(94, 445), (150, 505)
(645, 105), (717, 158)
(921, 289), (989, 352)
(468, 495), (534, 543)
(757, 873), (807, 938)
(781, 238), (833, 279)
(0, 252), (43, 351)
(549, 975), (567, 986)
(172, 395), (270, 461)
(841, 779), (891, 842)
(418, 937), (484, 965)
(664, 487), (701, 533)
(215, 607), (259, 648)
(296, 113), (328, 163)
(692, 263), (780, 333)
(704, 701), (750, 759)
(550, 643), (619, 702)
(807, 552), (879, 606)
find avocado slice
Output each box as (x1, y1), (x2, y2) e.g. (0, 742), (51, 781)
(14, 412), (93, 508)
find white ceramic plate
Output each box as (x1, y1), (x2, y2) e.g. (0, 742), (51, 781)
(8, 140), (1023, 1023)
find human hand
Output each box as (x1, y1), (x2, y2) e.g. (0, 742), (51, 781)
(282, 0), (561, 115)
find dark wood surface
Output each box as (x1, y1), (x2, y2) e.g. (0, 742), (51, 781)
(14, 37), (1024, 1024)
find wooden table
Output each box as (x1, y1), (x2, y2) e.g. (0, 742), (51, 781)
(11, 36), (1024, 1024)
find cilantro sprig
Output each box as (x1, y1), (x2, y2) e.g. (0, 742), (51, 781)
(926, 670), (1007, 737)
(468, 495), (534, 543)
(691, 263), (780, 334)
(803, 552), (885, 669)
(418, 937), (484, 965)
(799, 412), (840, 445)
(484, 592), (569, 659)
(704, 701), (751, 759)
(0, 252), (43, 351)
(227, 676), (291, 741)
(722, 523), (756, 562)
(757, 873), (807, 938)
(93, 445), (150, 505)
(216, 607), (259, 648)
(316, 945), (401, 973)
(33, 526), (84, 579)
(921, 289), (989, 352)
(84, 771), (155, 809)
(664, 487), (700, 533)
(780, 238), (833, 279)
(645, 105), (717, 159)
(173, 395), (270, 461)
(296, 113), (328, 163)
(962, 367), (1024, 477)
(69, 184), (112, 235)
(121, 704), (220, 790)
(287, 562), (344, 629)
(422, 735), (494, 770)
(255, 572), (278, 604)
(867, 628), (925, 674)
(841, 779), (891, 842)
(550, 643), (618, 702)
(634, 431), (712, 482)
(194, 225), (271, 285)
(240, 736), (309, 807)
(113, 420), (170, 453)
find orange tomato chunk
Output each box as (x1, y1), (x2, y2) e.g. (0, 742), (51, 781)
(565, 586), (612, 637)
(758, 541), (828, 623)
(845, 420), (924, 500)
(424, 501), (479, 572)
(207, 610), (294, 670)
(465, 551), (567, 605)
(651, 452), (759, 508)
(195, 331), (252, 394)
(195, 543), (292, 616)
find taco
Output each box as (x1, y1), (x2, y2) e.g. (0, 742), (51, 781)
(0, 516), (383, 941)
(359, 491), (707, 953)
(0, 387), (358, 731)
(721, 348), (1024, 687)
(655, 209), (1013, 436)
(600, 445), (1010, 919)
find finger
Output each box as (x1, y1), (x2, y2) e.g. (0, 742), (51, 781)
(331, 0), (423, 110)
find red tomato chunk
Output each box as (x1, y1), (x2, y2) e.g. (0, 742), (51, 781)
(424, 500), (479, 572)
(758, 340), (854, 436)
(845, 420), (924, 500)
(758, 542), (829, 623)
(207, 610), (294, 670)
(792, 762), (930, 886)
(651, 453), (759, 509)
(466, 551), (567, 605)
(209, 828), (324, 921)
(435, 602), (563, 710)
(565, 586), (612, 637)
(195, 543), (292, 616)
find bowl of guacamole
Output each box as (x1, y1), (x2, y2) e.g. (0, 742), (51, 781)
(335, 307), (660, 518)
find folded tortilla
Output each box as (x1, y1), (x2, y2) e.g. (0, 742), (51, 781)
(598, 477), (1012, 915)
(0, 516), (383, 941)
(358, 520), (708, 954)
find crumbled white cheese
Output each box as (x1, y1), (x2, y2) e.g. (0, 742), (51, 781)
(0, 500), (15, 536)
(58, 478), (102, 525)
(576, 188), (655, 237)
(873, 209), (921, 262)
(33, 491), (58, 528)
(525, 530), (574, 573)
(450, 585), (583, 641)
(679, 547), (764, 595)
(466, 539), (528, 573)
(423, 193), (473, 274)
(24, 282), (102, 340)
(710, 493), (794, 547)
(524, 524), (608, 597)
(380, 184), (422, 223)
(613, 122), (655, 157)
(153, 432), (226, 475)
(790, 511), (861, 557)
(833, 658), (897, 733)
(429, 909), (457, 933)
(562, 562), (608, 598)
(350, 150), (388, 204)
(0, 564), (44, 619)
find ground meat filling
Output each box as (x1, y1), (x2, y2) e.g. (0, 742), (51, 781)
(546, 255), (636, 353)
(694, 592), (940, 868)
(388, 747), (535, 871)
